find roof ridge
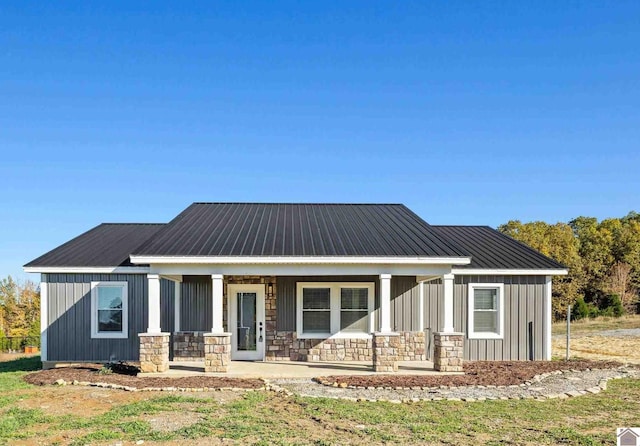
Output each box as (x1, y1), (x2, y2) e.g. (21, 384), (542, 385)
(191, 202), (405, 206)
(432, 225), (492, 228)
(100, 223), (166, 226)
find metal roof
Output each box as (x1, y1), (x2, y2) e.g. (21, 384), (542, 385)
(25, 223), (164, 267)
(431, 225), (565, 270)
(132, 203), (469, 257)
(24, 204), (566, 270)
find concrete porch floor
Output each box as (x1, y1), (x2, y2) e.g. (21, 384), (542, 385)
(142, 360), (457, 378)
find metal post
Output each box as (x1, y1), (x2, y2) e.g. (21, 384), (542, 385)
(566, 304), (571, 361)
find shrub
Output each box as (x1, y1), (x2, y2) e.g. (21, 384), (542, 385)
(600, 294), (625, 318)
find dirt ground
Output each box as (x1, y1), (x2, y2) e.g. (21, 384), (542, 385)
(24, 364), (264, 389)
(317, 359), (621, 387)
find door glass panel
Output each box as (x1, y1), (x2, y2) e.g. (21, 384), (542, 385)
(237, 292), (257, 351)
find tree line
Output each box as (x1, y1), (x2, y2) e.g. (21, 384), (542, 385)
(0, 277), (40, 348)
(499, 211), (640, 320)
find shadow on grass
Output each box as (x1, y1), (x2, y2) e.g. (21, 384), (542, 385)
(0, 356), (42, 373)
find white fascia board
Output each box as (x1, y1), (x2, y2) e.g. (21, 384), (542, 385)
(129, 255), (472, 265)
(23, 266), (151, 274)
(150, 264), (455, 277)
(451, 268), (568, 276)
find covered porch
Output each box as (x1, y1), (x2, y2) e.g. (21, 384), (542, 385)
(139, 269), (464, 375)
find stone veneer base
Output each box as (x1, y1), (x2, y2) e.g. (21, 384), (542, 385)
(139, 332), (170, 373)
(433, 332), (464, 372)
(204, 333), (232, 373)
(372, 332), (400, 372)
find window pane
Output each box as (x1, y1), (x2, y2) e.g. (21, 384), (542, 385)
(474, 289), (497, 310)
(302, 311), (330, 333)
(341, 288), (368, 310)
(340, 310), (368, 332)
(98, 309), (123, 332)
(303, 288), (330, 309)
(474, 311), (498, 332)
(98, 286), (123, 310)
(237, 292), (257, 351)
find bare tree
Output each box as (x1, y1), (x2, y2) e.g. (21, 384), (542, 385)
(605, 262), (638, 312)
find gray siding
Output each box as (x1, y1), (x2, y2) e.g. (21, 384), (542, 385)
(44, 273), (174, 362)
(180, 276), (212, 332)
(390, 276), (420, 332)
(423, 275), (548, 361)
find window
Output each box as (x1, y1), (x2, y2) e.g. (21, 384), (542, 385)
(297, 282), (374, 338)
(468, 283), (504, 339)
(340, 288), (369, 332)
(91, 281), (128, 339)
(302, 288), (331, 334)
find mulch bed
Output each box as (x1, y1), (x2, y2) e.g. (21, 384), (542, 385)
(23, 365), (263, 390)
(316, 360), (624, 388)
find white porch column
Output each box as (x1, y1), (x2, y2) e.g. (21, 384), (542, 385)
(544, 275), (552, 360)
(40, 277), (48, 362)
(147, 274), (162, 333)
(174, 280), (181, 333)
(441, 273), (455, 333)
(211, 274), (224, 333)
(379, 274), (392, 333)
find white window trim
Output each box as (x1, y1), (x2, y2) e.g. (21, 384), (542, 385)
(296, 282), (375, 339)
(90, 281), (129, 339)
(468, 283), (504, 340)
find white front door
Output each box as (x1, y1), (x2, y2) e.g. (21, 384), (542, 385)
(227, 284), (265, 360)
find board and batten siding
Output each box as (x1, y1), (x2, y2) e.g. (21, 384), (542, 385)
(43, 273), (174, 362)
(179, 275), (212, 332)
(423, 275), (548, 361)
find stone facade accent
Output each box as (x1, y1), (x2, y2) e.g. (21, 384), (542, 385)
(266, 332), (373, 361)
(372, 332), (400, 372)
(173, 332), (205, 361)
(204, 333), (231, 372)
(138, 333), (170, 373)
(398, 331), (426, 361)
(433, 332), (464, 372)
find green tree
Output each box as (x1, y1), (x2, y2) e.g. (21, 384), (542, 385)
(498, 220), (582, 318)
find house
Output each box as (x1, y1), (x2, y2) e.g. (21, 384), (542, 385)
(24, 203), (567, 373)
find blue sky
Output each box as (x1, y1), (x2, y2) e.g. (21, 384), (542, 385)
(2, 1), (639, 281)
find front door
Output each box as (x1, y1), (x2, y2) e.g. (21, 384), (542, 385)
(227, 284), (265, 360)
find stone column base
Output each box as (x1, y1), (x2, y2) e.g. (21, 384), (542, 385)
(372, 332), (400, 372)
(433, 332), (464, 372)
(204, 333), (232, 373)
(139, 332), (170, 373)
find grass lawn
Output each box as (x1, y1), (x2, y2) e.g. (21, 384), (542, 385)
(0, 356), (639, 445)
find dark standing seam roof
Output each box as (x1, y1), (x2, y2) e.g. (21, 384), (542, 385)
(431, 226), (566, 270)
(24, 224), (164, 267)
(132, 203), (470, 257)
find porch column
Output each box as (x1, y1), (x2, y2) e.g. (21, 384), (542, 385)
(379, 274), (392, 333)
(147, 274), (161, 333)
(174, 280), (181, 333)
(211, 274), (224, 333)
(441, 273), (455, 333)
(434, 273), (463, 372)
(139, 274), (169, 373)
(373, 274), (399, 372)
(205, 274), (231, 373)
